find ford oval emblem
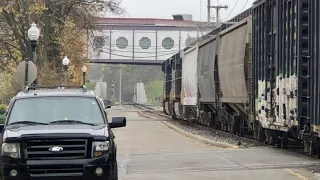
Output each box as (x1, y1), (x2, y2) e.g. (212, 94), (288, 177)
(49, 146), (63, 152)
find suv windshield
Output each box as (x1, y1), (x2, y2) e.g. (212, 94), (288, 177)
(7, 97), (105, 126)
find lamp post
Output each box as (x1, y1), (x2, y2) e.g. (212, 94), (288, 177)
(82, 65), (87, 86)
(62, 56), (70, 85)
(27, 22), (40, 86)
(24, 58), (29, 87)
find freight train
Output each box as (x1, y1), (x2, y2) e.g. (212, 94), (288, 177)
(162, 0), (320, 156)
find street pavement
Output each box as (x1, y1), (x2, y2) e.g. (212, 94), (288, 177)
(108, 108), (320, 180)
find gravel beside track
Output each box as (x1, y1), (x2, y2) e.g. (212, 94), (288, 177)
(164, 119), (262, 148)
(129, 103), (264, 148)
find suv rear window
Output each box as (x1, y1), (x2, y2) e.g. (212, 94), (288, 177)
(7, 97), (105, 125)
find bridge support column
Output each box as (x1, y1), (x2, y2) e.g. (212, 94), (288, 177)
(119, 63), (122, 106)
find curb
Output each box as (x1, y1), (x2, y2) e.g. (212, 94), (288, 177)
(160, 121), (239, 149)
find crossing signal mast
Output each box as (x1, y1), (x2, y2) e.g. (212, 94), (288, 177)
(110, 80), (115, 99)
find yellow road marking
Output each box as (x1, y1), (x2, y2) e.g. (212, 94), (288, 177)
(285, 169), (309, 180)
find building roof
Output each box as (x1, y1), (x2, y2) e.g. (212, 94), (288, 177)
(96, 17), (215, 27)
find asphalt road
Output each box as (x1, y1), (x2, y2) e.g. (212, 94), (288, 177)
(108, 109), (320, 180)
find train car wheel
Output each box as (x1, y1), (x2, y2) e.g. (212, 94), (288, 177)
(317, 138), (320, 159)
(266, 129), (276, 145)
(309, 136), (319, 156)
(276, 131), (282, 148)
(257, 123), (265, 142)
(239, 118), (244, 137)
(264, 129), (269, 145)
(231, 119), (236, 135)
(303, 139), (310, 154)
(281, 132), (288, 149)
(223, 123), (227, 132)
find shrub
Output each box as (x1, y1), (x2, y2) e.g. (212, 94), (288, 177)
(0, 104), (8, 114)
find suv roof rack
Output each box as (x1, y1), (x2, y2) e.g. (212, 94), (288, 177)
(23, 85), (88, 93)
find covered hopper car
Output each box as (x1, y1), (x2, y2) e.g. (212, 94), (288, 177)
(162, 0), (320, 156)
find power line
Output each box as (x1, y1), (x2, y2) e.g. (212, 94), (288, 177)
(222, 0), (239, 21)
(239, 0), (250, 13)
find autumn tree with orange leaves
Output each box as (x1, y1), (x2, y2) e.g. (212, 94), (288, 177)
(0, 0), (124, 102)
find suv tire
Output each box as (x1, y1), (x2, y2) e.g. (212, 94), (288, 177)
(112, 161), (118, 180)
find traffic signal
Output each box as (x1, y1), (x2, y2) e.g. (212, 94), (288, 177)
(110, 80), (115, 99)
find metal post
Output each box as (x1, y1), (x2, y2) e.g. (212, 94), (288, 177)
(87, 29), (89, 59)
(133, 84), (136, 103)
(100, 65), (103, 82)
(25, 58), (29, 87)
(119, 64), (122, 106)
(82, 72), (86, 85)
(207, 0), (211, 22)
(31, 40), (37, 86)
(216, 8), (219, 24)
(179, 30), (181, 51)
(109, 30), (112, 59)
(132, 30), (135, 60)
(155, 30), (158, 60)
(63, 65), (68, 85)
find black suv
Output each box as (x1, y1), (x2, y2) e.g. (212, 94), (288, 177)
(0, 85), (126, 180)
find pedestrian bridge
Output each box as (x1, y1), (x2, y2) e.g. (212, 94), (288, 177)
(89, 16), (216, 66)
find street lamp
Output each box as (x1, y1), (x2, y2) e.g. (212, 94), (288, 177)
(28, 23), (40, 42)
(27, 22), (40, 86)
(62, 56), (70, 67)
(62, 56), (70, 85)
(82, 65), (87, 85)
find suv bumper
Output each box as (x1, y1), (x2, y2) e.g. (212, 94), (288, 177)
(1, 156), (114, 180)
(2, 164), (112, 180)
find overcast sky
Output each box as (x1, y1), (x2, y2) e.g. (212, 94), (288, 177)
(117, 0), (255, 21)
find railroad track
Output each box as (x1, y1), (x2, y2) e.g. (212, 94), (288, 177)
(126, 102), (320, 159)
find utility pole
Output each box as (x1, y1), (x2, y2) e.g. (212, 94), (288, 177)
(210, 5), (228, 24)
(207, 0), (228, 24)
(207, 0), (211, 22)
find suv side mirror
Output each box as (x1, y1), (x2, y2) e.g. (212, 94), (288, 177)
(106, 105), (111, 109)
(109, 117), (126, 129)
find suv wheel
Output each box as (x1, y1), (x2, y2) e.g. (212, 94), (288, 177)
(112, 161), (118, 180)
